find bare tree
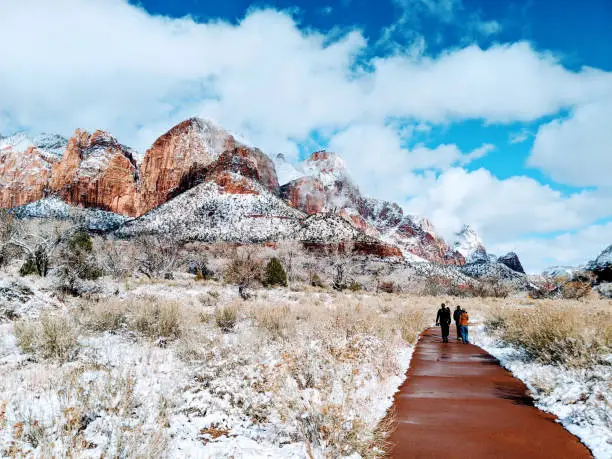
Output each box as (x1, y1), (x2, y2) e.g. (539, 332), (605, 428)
(223, 246), (262, 299)
(134, 235), (180, 279)
(4, 218), (78, 276)
(326, 240), (354, 290)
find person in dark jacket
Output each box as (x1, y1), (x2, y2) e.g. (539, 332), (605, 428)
(453, 306), (462, 341)
(436, 303), (452, 343)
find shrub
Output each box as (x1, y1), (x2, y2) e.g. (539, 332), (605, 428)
(485, 306), (610, 367)
(263, 257), (288, 287)
(377, 281), (395, 294)
(131, 300), (181, 339)
(19, 255), (38, 276)
(398, 310), (426, 343)
(215, 304), (238, 332)
(561, 281), (591, 299)
(348, 281), (361, 292)
(310, 273), (324, 288)
(14, 314), (79, 362)
(257, 305), (290, 339)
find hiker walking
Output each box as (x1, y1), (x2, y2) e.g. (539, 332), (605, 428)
(459, 308), (470, 344)
(435, 303), (452, 343)
(453, 306), (462, 341)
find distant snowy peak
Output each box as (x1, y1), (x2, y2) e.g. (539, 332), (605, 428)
(0, 132), (68, 160)
(273, 153), (303, 185)
(302, 151), (347, 187)
(587, 244), (612, 282)
(542, 265), (583, 279)
(454, 225), (488, 262)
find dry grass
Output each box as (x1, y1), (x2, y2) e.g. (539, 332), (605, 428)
(485, 303), (611, 367)
(79, 297), (182, 340)
(215, 303), (238, 332)
(14, 313), (79, 362)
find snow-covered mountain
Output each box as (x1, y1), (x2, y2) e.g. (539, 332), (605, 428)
(453, 225), (488, 262)
(587, 244), (612, 282)
(1, 117), (505, 266)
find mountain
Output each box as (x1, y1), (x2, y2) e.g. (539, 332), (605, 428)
(279, 151), (465, 264)
(453, 225), (488, 262)
(587, 244), (612, 282)
(0, 118), (277, 217)
(497, 252), (525, 274)
(1, 118), (486, 265)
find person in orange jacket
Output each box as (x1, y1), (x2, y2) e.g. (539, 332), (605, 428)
(459, 309), (470, 344)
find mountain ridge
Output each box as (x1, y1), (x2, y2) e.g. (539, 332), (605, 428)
(1, 117), (496, 266)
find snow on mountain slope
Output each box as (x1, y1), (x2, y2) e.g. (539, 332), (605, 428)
(301, 151), (347, 187)
(116, 173), (304, 242)
(12, 197), (129, 232)
(272, 154), (303, 185)
(453, 225), (488, 262)
(0, 132), (68, 160)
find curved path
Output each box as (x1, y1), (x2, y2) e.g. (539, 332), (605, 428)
(387, 327), (592, 458)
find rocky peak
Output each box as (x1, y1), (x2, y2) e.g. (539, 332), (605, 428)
(273, 153), (303, 185)
(497, 252), (525, 274)
(454, 225), (488, 262)
(587, 244), (612, 282)
(302, 150), (347, 187)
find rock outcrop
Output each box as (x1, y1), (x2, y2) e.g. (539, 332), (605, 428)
(454, 225), (488, 262)
(587, 244), (612, 282)
(497, 252), (525, 274)
(50, 129), (140, 215)
(1, 118), (280, 217)
(0, 133), (66, 208)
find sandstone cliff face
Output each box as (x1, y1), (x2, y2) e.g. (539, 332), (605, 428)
(0, 133), (66, 208)
(281, 152), (465, 265)
(138, 118), (278, 212)
(1, 119), (280, 217)
(50, 129), (140, 215)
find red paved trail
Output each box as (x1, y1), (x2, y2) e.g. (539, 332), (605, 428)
(387, 327), (592, 458)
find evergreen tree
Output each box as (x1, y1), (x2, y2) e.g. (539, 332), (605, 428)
(263, 257), (287, 287)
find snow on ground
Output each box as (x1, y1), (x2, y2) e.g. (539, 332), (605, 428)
(471, 324), (612, 458)
(0, 277), (419, 458)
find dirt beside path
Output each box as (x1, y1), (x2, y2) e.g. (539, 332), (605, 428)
(387, 327), (592, 458)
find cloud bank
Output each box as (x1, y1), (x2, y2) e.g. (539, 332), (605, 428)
(1, 0), (611, 270)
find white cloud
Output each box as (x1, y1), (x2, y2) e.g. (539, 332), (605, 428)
(476, 20), (502, 37)
(327, 123), (491, 200)
(509, 129), (531, 144)
(0, 0), (611, 270)
(529, 97), (612, 187)
(404, 167), (612, 242)
(1, 0), (610, 153)
(490, 222), (612, 272)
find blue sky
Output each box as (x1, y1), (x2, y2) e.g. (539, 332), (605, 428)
(1, 0), (611, 270)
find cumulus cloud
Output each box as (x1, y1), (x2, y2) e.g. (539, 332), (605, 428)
(1, 0), (611, 269)
(1, 0), (610, 152)
(489, 222), (612, 272)
(405, 168), (612, 242)
(529, 97), (612, 188)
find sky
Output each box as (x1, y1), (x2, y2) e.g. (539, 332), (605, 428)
(1, 0), (611, 272)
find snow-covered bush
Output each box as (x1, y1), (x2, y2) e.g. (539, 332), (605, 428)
(14, 313), (79, 362)
(215, 303), (238, 332)
(485, 305), (610, 367)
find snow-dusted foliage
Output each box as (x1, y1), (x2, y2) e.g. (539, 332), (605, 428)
(12, 197), (129, 232)
(0, 278), (425, 458)
(117, 175), (304, 242)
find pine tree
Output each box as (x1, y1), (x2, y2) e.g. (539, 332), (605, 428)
(263, 257), (287, 287)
